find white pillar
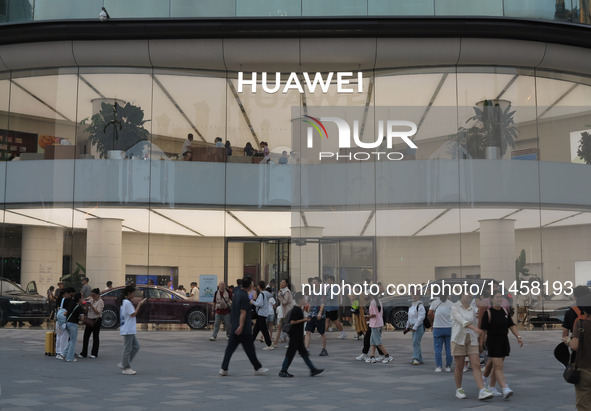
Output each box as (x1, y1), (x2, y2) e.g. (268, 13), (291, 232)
(86, 218), (123, 289)
(21, 226), (64, 289)
(290, 226), (323, 293)
(479, 219), (515, 284)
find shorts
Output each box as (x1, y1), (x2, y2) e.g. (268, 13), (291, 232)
(305, 316), (326, 335)
(267, 314), (275, 324)
(326, 310), (338, 322)
(369, 327), (382, 346)
(451, 334), (479, 356)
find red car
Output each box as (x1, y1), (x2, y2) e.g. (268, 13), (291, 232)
(100, 285), (213, 329)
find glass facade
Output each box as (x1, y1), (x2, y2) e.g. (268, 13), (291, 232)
(1, 60), (591, 308)
(1, 0), (590, 24)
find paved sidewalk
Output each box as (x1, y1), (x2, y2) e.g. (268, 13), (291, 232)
(0, 326), (576, 410)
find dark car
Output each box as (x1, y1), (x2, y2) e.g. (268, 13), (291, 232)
(100, 285), (214, 330)
(0, 278), (51, 327)
(380, 278), (513, 330)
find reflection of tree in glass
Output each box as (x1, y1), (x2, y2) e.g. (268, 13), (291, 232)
(81, 102), (150, 159)
(577, 131), (591, 164)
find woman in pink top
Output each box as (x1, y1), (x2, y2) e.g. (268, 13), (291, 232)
(366, 292), (394, 364)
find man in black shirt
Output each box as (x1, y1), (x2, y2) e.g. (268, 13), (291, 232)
(562, 286), (591, 361)
(279, 293), (324, 378)
(220, 277), (268, 376)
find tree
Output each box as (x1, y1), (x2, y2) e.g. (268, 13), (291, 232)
(453, 100), (519, 159)
(81, 102), (151, 159)
(515, 249), (530, 282)
(59, 262), (86, 292)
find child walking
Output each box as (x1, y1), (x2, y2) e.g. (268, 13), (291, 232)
(279, 293), (324, 378)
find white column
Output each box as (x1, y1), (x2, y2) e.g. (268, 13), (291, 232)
(479, 219), (515, 284)
(86, 218), (123, 289)
(290, 226), (323, 293)
(21, 226), (64, 288)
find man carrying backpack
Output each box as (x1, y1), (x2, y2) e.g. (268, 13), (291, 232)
(563, 286), (591, 361)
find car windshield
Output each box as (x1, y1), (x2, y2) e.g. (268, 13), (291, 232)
(0, 280), (25, 294)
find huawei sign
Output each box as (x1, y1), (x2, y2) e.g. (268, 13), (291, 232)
(237, 72), (364, 94)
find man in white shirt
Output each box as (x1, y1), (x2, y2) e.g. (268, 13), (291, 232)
(189, 282), (199, 300)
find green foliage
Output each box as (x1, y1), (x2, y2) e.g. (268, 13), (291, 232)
(453, 100), (519, 159)
(59, 262), (86, 292)
(577, 131), (591, 164)
(82, 102), (151, 159)
(515, 249), (531, 282)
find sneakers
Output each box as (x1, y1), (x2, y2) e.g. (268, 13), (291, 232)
(278, 370), (293, 378)
(116, 362), (123, 369)
(55, 354), (64, 360)
(456, 388), (467, 399)
(75, 353), (85, 358)
(382, 355), (394, 364)
(435, 367), (442, 373)
(502, 387), (514, 399)
(337, 331), (347, 340)
(209, 336), (216, 341)
(478, 388), (493, 400)
(462, 364), (470, 372)
(356, 353), (368, 361)
(412, 359), (420, 365)
(489, 387), (503, 397)
(353, 335), (360, 341)
(310, 368), (324, 377)
(262, 345), (275, 351)
(218, 368), (228, 376)
(375, 355), (385, 362)
(122, 368), (136, 375)
(65, 359), (78, 362)
(445, 366), (452, 373)
(365, 356), (377, 363)
(89, 355), (96, 359)
(254, 367), (269, 376)
(319, 349), (328, 356)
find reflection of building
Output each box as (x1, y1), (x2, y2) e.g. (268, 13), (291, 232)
(1, 5), (591, 294)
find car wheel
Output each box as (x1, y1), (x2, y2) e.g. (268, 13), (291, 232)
(390, 308), (408, 330)
(101, 307), (119, 329)
(0, 307), (7, 327)
(28, 319), (44, 327)
(186, 309), (207, 329)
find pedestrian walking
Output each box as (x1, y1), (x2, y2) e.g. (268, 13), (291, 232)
(365, 293), (393, 364)
(273, 279), (293, 346)
(252, 281), (274, 350)
(279, 293), (324, 377)
(219, 277), (269, 376)
(304, 277), (328, 356)
(210, 281), (233, 341)
(451, 293), (492, 400)
(479, 290), (523, 399)
(119, 285), (147, 375)
(568, 293), (591, 411)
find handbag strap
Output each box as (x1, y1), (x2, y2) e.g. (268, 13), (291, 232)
(574, 319), (585, 369)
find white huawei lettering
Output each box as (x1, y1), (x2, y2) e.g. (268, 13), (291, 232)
(238, 72), (363, 94)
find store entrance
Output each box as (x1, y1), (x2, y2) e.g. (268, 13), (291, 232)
(225, 238), (290, 291)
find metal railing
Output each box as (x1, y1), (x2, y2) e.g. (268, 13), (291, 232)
(0, 0), (589, 25)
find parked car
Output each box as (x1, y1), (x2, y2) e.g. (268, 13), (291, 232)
(100, 285), (214, 330)
(380, 278), (513, 330)
(0, 278), (51, 327)
(528, 293), (574, 327)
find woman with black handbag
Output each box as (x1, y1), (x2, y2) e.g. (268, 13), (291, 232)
(78, 288), (104, 359)
(568, 306), (591, 410)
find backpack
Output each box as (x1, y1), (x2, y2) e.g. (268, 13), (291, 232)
(418, 302), (431, 329)
(572, 306), (588, 330)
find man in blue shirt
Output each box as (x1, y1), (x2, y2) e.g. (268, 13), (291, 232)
(220, 276), (269, 376)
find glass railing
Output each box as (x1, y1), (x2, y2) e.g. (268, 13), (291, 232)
(0, 0), (589, 25)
